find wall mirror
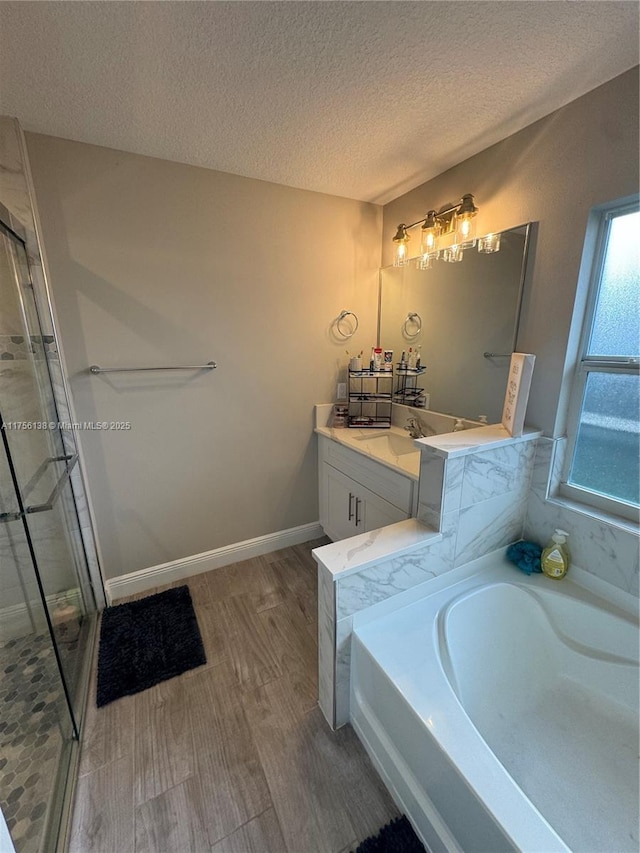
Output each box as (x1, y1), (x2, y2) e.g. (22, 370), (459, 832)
(378, 223), (532, 423)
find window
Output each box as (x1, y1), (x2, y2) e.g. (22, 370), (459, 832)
(563, 201), (639, 522)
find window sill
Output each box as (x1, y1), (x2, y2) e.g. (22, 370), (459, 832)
(547, 490), (639, 536)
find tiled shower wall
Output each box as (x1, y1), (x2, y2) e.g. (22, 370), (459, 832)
(0, 336), (56, 361)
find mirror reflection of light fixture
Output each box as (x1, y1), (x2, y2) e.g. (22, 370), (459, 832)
(417, 253), (436, 270)
(390, 194), (498, 270)
(478, 232), (501, 253)
(444, 244), (464, 263)
(393, 224), (410, 266)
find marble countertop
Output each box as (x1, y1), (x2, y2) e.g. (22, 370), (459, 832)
(312, 517), (441, 579)
(315, 423), (421, 480)
(416, 424), (542, 458)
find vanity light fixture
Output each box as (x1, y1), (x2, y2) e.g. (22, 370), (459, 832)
(391, 193), (496, 268)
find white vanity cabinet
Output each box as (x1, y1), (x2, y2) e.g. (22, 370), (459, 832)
(318, 434), (416, 541)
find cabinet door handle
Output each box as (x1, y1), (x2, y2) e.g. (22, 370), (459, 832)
(348, 492), (354, 521)
(355, 497), (362, 527)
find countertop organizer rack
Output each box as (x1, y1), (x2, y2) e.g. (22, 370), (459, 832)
(348, 368), (393, 428)
(393, 365), (427, 406)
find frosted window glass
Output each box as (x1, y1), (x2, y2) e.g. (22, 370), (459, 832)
(570, 372), (640, 506)
(588, 210), (640, 357)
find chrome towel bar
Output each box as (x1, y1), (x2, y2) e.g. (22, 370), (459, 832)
(89, 361), (217, 374)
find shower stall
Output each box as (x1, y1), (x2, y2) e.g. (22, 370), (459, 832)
(0, 128), (101, 852)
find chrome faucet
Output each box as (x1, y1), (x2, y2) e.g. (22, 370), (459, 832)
(404, 416), (427, 439)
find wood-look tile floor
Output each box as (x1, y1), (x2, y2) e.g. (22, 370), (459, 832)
(68, 539), (399, 853)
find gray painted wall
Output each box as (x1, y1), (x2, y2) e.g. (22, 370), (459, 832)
(26, 135), (381, 579)
(382, 68), (639, 437)
(25, 67), (638, 581)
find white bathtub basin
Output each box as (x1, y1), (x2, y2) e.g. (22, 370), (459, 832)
(351, 560), (639, 853)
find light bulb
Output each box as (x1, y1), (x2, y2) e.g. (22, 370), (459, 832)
(455, 194), (478, 245)
(392, 224), (410, 267)
(420, 210), (440, 255)
(456, 213), (476, 246)
(394, 240), (409, 267)
(421, 229), (437, 253)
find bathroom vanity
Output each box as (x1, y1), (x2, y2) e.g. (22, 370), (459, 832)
(315, 403), (479, 541)
(317, 429), (419, 541)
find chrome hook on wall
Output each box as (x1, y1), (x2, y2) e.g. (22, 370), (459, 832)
(334, 310), (359, 339)
(402, 312), (422, 338)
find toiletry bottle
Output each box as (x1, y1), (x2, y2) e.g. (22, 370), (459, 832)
(407, 347), (414, 369)
(399, 351), (407, 370)
(415, 346), (421, 370)
(541, 529), (570, 579)
(374, 347), (384, 371)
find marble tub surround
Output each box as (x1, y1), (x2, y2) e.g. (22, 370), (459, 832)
(416, 431), (540, 531)
(315, 518), (441, 581)
(315, 428), (540, 728)
(525, 436), (640, 597)
(416, 422), (541, 458)
(316, 523), (482, 729)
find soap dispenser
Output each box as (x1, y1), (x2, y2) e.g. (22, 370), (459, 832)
(541, 529), (570, 580)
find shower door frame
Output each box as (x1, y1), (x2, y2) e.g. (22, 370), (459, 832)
(0, 195), (106, 612)
(0, 205), (100, 853)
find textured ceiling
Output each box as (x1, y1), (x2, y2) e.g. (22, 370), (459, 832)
(0, 1), (638, 203)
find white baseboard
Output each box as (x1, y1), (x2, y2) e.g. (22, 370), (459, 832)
(0, 601), (40, 642)
(0, 588), (82, 643)
(106, 521), (324, 602)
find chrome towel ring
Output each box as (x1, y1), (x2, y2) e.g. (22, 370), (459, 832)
(403, 312), (422, 337)
(335, 310), (359, 339)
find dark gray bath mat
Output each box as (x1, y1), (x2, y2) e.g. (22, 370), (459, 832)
(96, 585), (206, 707)
(353, 816), (426, 852)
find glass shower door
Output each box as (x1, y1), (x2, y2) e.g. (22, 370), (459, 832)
(0, 219), (97, 850)
(0, 441), (76, 853)
(1, 224), (96, 721)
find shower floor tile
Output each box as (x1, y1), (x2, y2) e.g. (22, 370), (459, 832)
(0, 632), (67, 853)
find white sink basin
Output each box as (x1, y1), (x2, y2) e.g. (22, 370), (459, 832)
(353, 431), (417, 457)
